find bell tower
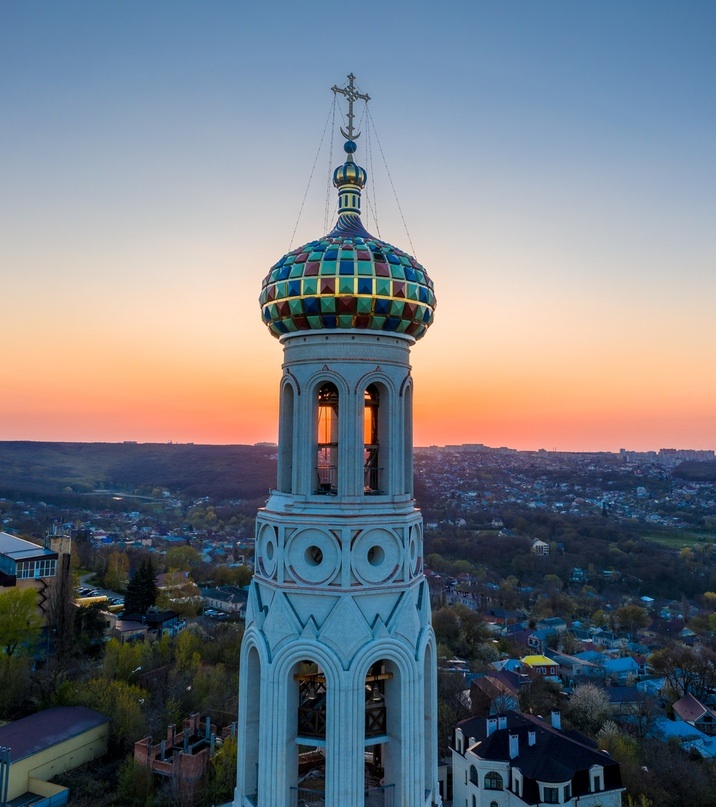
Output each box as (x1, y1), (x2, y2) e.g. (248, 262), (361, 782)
(235, 74), (440, 807)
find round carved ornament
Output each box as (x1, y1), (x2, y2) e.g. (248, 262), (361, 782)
(351, 527), (402, 585)
(257, 523), (277, 579)
(285, 528), (340, 585)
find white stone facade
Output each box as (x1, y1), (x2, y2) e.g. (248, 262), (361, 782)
(235, 331), (440, 807)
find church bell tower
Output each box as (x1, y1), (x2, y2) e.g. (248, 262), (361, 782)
(235, 75), (440, 807)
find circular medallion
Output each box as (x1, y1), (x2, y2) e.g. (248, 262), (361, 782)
(409, 524), (422, 576)
(285, 528), (340, 585)
(352, 527), (401, 585)
(257, 523), (277, 579)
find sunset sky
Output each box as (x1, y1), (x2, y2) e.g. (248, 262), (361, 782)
(1, 1), (714, 452)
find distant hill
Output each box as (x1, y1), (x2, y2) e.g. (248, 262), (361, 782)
(0, 442), (277, 501)
(673, 460), (716, 482)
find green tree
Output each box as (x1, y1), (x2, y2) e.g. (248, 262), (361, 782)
(156, 571), (202, 617)
(0, 587), (43, 656)
(115, 755), (155, 807)
(436, 671), (470, 756)
(519, 675), (563, 717)
(44, 561), (76, 658)
(650, 644), (716, 701)
(615, 604), (649, 638)
(74, 602), (110, 648)
(124, 558), (158, 615)
(103, 550), (129, 592)
(201, 735), (237, 806)
(165, 545), (201, 573)
(72, 677), (148, 752)
(213, 564), (253, 587)
(102, 637), (146, 681)
(0, 655), (31, 719)
(559, 631), (581, 655)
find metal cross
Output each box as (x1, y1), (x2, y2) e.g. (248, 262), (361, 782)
(331, 73), (370, 141)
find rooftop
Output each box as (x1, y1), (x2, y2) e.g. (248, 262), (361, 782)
(0, 706), (109, 763)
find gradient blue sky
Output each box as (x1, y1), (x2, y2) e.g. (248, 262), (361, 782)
(1, 1), (714, 451)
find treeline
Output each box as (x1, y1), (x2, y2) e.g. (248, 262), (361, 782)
(673, 460), (716, 482)
(425, 510), (716, 600)
(0, 441), (276, 500)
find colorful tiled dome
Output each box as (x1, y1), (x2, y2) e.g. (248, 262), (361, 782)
(259, 142), (436, 340)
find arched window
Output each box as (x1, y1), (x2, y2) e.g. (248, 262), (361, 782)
(469, 765), (478, 785)
(363, 384), (380, 493)
(278, 382), (294, 493)
(472, 797), (477, 807)
(295, 661), (327, 740)
(490, 802), (498, 807)
(484, 771), (503, 791)
(316, 382), (338, 493)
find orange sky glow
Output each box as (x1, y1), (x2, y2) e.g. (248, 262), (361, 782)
(1, 4), (714, 454)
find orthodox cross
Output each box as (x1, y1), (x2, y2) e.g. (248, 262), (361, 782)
(331, 73), (370, 140)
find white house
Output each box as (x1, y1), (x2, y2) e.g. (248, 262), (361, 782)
(452, 711), (623, 806)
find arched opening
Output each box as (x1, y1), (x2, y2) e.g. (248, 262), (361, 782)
(423, 642), (435, 798)
(278, 382), (294, 493)
(363, 384), (380, 493)
(364, 659), (399, 804)
(242, 646), (261, 801)
(470, 764), (478, 785)
(402, 382), (413, 495)
(292, 661), (327, 804)
(485, 771), (504, 790)
(316, 382), (339, 494)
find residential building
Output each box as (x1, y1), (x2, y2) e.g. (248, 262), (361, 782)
(452, 711), (623, 806)
(0, 706), (109, 805)
(530, 539), (550, 556)
(520, 655), (560, 682)
(0, 531), (57, 591)
(673, 693), (716, 736)
(200, 585), (248, 617)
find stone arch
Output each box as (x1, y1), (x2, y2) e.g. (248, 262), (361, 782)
(236, 633), (268, 801)
(355, 370), (397, 496)
(352, 640), (421, 805)
(303, 372), (350, 495)
(271, 642), (346, 805)
(423, 637), (437, 796)
(278, 375), (298, 493)
(400, 377), (414, 494)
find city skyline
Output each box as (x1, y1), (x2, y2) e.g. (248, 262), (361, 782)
(2, 2), (714, 453)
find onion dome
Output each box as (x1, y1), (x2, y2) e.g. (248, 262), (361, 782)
(259, 140), (436, 340)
